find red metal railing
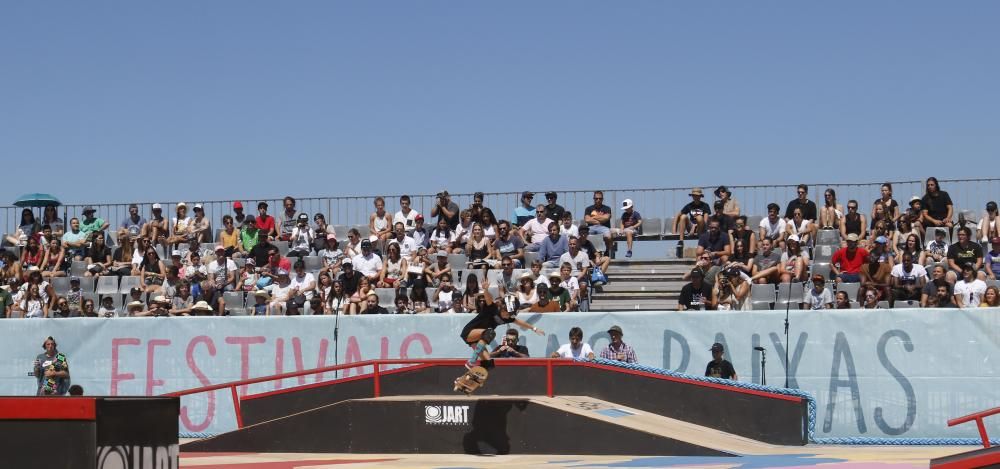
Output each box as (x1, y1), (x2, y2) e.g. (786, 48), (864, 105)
(163, 358), (563, 429)
(948, 407), (1000, 448)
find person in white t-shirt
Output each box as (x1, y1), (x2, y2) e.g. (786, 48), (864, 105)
(890, 252), (927, 304)
(208, 245), (238, 291)
(520, 205), (553, 252)
(759, 203), (787, 245)
(393, 195), (421, 235)
(351, 240), (383, 282)
(558, 212), (579, 239)
(288, 213), (315, 258)
(289, 259), (317, 301)
(804, 275), (833, 310)
(550, 327), (595, 359)
(954, 263), (987, 308)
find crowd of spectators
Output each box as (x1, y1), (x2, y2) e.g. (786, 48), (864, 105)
(3, 177), (999, 318)
(676, 178), (1000, 311)
(0, 191), (622, 318)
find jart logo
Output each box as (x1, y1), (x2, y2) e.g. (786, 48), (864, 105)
(424, 405), (470, 425)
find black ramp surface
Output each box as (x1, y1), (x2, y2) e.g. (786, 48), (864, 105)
(184, 397), (735, 456)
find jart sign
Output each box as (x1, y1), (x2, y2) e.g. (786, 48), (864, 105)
(425, 405), (470, 425)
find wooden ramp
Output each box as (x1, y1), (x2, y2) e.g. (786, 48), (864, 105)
(184, 394), (781, 457)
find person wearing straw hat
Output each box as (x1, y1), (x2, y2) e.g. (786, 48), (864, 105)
(125, 301), (145, 317)
(252, 289), (271, 316)
(136, 296), (170, 317)
(673, 187), (712, 250)
(190, 300), (214, 316)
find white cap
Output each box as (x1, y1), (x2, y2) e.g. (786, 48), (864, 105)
(194, 203), (203, 210)
(621, 199), (634, 210)
(176, 202), (187, 208)
(152, 203), (162, 210)
(171, 250), (181, 257)
(787, 234), (800, 243)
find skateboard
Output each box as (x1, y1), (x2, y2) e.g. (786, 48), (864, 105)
(453, 366), (489, 395)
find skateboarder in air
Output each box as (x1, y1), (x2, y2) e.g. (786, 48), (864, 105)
(460, 276), (544, 369)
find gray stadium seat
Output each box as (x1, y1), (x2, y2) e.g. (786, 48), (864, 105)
(223, 291), (245, 309)
(52, 277), (71, 295)
(877, 300), (891, 309)
(813, 244), (835, 264)
(78, 276), (96, 293)
(96, 276), (119, 295)
(776, 282), (805, 305)
(70, 261), (87, 278)
(816, 230), (840, 246)
(119, 276), (142, 294)
(637, 218), (662, 240)
(750, 283), (776, 310)
(811, 263), (832, 281)
(662, 217), (675, 236)
(587, 235), (607, 254)
(375, 288), (396, 306)
(837, 282), (861, 301)
(303, 256), (324, 271)
(523, 251), (540, 268)
(447, 254), (467, 270)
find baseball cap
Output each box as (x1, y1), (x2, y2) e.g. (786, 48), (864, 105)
(193, 203), (203, 210)
(845, 233), (860, 242)
(297, 213), (308, 222)
(326, 233), (337, 240)
(689, 268), (704, 278)
(875, 236), (888, 244)
(152, 203), (163, 210)
(171, 250), (181, 257)
(991, 237), (1000, 245)
(276, 268), (289, 276)
(215, 245), (225, 252)
(233, 201), (243, 209)
(244, 215), (256, 224)
(522, 191), (534, 199)
(130, 287), (143, 294)
(621, 199), (634, 210)
(710, 343), (724, 352)
(360, 239), (372, 248)
(415, 214), (424, 221)
(82, 205), (95, 213)
(548, 271), (561, 280)
(192, 301), (213, 311)
(607, 325), (623, 335)
(909, 196), (921, 206)
(245, 258), (256, 266)
(341, 258), (353, 266)
(70, 277), (80, 284)
(545, 191), (557, 199)
(257, 201), (268, 208)
(787, 234), (800, 243)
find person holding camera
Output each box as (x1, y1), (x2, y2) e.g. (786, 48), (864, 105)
(490, 329), (530, 358)
(713, 265), (749, 311)
(431, 190), (460, 230)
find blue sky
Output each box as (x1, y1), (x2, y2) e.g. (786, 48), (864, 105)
(2, 1), (999, 205)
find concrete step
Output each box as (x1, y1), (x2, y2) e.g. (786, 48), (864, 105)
(607, 274), (684, 283)
(609, 258), (693, 267)
(589, 299), (678, 311)
(595, 282), (685, 293)
(592, 291), (679, 301)
(607, 265), (691, 273)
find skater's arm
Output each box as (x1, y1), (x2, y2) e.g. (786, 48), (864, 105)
(512, 318), (544, 335)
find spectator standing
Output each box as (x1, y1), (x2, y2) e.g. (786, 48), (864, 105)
(551, 327), (596, 359)
(431, 190), (460, 230)
(921, 177), (954, 229)
(34, 337), (70, 395)
(491, 329), (530, 358)
(831, 234), (869, 283)
(705, 343), (737, 380)
(600, 325), (637, 363)
(674, 188), (712, 247)
(784, 184), (817, 222)
(614, 199), (643, 258)
(393, 195), (421, 235)
(512, 191), (536, 227)
(543, 192), (566, 224)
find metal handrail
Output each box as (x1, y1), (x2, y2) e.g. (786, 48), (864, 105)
(948, 406), (1000, 448)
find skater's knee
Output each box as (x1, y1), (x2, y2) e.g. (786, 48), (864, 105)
(481, 328), (496, 343)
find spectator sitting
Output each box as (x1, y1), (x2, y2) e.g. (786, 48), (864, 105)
(528, 260), (549, 288)
(99, 294), (119, 317)
(903, 196), (925, 237)
(351, 240), (383, 283)
(550, 327), (595, 359)
(728, 216), (758, 259)
(378, 242), (407, 289)
(870, 202), (894, 245)
(277, 196), (300, 242)
(289, 259), (316, 303)
(166, 203), (192, 247)
(512, 191), (536, 227)
(705, 343), (737, 380)
(61, 218), (88, 261)
(920, 264), (948, 307)
(921, 177), (954, 229)
(678, 268), (714, 311)
(954, 263), (987, 308)
(426, 251), (452, 288)
(171, 282), (194, 316)
(232, 201), (246, 226)
(860, 286), (883, 309)
(410, 286), (430, 313)
(431, 190), (460, 230)
(927, 279), (957, 308)
(697, 219), (731, 266)
(804, 274), (834, 310)
(758, 203), (787, 246)
(360, 292), (390, 315)
(327, 280), (350, 315)
(547, 271), (572, 311)
(217, 215), (241, 258)
(946, 226), (986, 284)
(394, 294), (413, 314)
(142, 203), (169, 248)
(411, 215), (430, 249)
(728, 239), (753, 276)
(890, 252), (927, 305)
(491, 328), (530, 358)
(493, 220), (526, 268)
(312, 213), (330, 253)
(873, 183), (901, 223)
(831, 233), (869, 284)
(614, 199), (642, 258)
(79, 206), (110, 242)
(558, 212), (578, 239)
(460, 273), (482, 312)
(540, 191), (565, 224)
(5, 208), (41, 247)
(785, 208), (815, 247)
(432, 272), (458, 313)
(453, 210), (474, 249)
(781, 235), (810, 283)
(714, 186), (741, 231)
(369, 196), (393, 243)
(839, 200), (867, 248)
(51, 297), (76, 318)
(529, 285), (561, 312)
(20, 235), (45, 270)
(538, 223), (568, 268)
(256, 201), (277, 240)
(834, 290), (852, 309)
(896, 232), (926, 266)
(389, 222), (419, 259)
(785, 184), (817, 223)
(42, 204), (65, 239)
(393, 195), (420, 235)
(979, 202), (999, 242)
(118, 204), (146, 246)
(986, 237), (1000, 282)
(516, 272), (538, 310)
(600, 325), (637, 363)
(84, 232), (112, 277)
(558, 262), (583, 311)
(820, 188), (844, 230)
(714, 266), (749, 311)
(288, 213), (314, 258)
(577, 225), (610, 275)
(925, 227), (949, 264)
(429, 218), (457, 254)
(238, 215), (260, 259)
(139, 248), (166, 294)
(674, 188), (711, 248)
(583, 191), (613, 255)
(981, 286), (1000, 307)
(520, 205), (552, 252)
(465, 223), (495, 269)
(239, 258), (259, 292)
(479, 208), (498, 240)
(687, 251), (721, 287)
(495, 258), (517, 296)
(189, 204), (212, 244)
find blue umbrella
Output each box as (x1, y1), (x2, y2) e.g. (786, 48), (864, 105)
(13, 193), (62, 208)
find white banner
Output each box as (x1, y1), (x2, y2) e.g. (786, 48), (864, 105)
(2, 309), (999, 439)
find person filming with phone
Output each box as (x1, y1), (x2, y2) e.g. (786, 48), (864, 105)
(490, 328), (530, 358)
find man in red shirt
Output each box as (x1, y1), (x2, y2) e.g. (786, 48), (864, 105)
(266, 244), (292, 272)
(255, 201), (277, 240)
(831, 233), (869, 284)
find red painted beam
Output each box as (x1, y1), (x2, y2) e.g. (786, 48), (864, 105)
(0, 398), (96, 420)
